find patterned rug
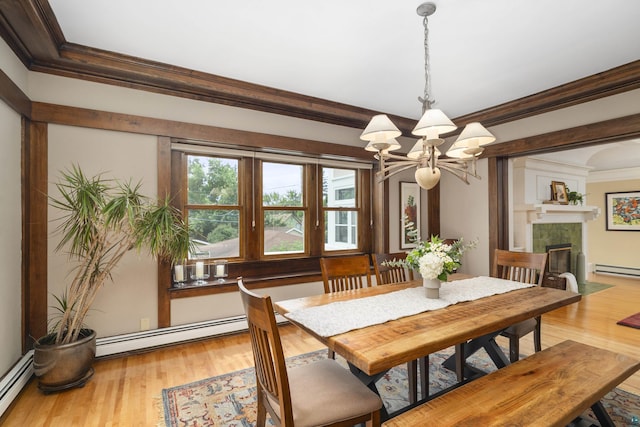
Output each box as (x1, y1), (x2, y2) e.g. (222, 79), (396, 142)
(161, 346), (640, 426)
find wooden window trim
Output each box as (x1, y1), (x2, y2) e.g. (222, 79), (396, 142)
(165, 142), (373, 292)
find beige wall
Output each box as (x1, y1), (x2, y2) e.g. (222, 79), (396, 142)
(587, 179), (640, 270)
(0, 39), (27, 376)
(0, 96), (23, 375)
(33, 72), (368, 336)
(440, 159), (491, 277)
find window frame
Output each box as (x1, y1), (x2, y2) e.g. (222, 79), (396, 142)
(170, 141), (373, 283)
(183, 153), (244, 260)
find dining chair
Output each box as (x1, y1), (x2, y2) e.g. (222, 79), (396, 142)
(320, 255), (373, 359)
(492, 249), (548, 362)
(320, 254), (373, 293)
(454, 249), (548, 381)
(238, 278), (382, 427)
(373, 252), (424, 404)
(372, 252), (414, 286)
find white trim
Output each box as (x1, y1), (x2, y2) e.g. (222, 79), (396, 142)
(0, 352), (33, 418)
(594, 264), (640, 278)
(587, 166), (640, 183)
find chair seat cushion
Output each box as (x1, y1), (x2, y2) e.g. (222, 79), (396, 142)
(268, 359), (382, 426)
(502, 317), (537, 337)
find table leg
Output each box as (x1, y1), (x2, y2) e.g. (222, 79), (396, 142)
(347, 363), (391, 420)
(442, 331), (509, 379)
(418, 356), (429, 400)
(591, 401), (615, 427)
(407, 360), (418, 404)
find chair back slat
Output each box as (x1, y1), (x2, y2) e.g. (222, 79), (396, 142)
(373, 252), (414, 285)
(239, 279), (294, 425)
(492, 249), (548, 285)
(320, 255), (372, 293)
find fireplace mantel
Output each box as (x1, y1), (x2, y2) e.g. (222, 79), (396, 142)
(514, 204), (601, 224)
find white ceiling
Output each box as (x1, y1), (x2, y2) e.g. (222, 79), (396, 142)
(46, 0), (640, 171)
(532, 140), (640, 172)
(48, 0), (640, 121)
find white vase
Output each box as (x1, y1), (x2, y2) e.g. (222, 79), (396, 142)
(423, 277), (441, 299)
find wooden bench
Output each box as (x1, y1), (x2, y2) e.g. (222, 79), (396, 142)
(383, 340), (640, 427)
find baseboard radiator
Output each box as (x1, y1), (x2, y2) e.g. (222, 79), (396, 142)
(594, 264), (640, 278)
(0, 352), (33, 418)
(0, 313), (287, 418)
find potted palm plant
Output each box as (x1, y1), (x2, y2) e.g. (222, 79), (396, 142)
(34, 165), (192, 392)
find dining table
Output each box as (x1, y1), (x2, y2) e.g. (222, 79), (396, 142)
(274, 275), (582, 419)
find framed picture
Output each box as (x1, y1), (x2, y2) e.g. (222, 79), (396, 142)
(606, 191), (640, 231)
(400, 182), (420, 249)
(551, 181), (568, 204)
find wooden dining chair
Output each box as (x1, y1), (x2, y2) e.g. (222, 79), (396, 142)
(492, 249), (548, 362)
(320, 255), (373, 359)
(372, 252), (414, 286)
(454, 249), (548, 381)
(238, 278), (382, 427)
(320, 254), (373, 293)
(373, 252), (425, 404)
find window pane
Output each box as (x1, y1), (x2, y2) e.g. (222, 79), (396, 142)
(263, 162), (303, 207)
(264, 210), (305, 255)
(323, 168), (356, 208)
(324, 211), (358, 250)
(187, 155), (238, 205)
(188, 209), (239, 258)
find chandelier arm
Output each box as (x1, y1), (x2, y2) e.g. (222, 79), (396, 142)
(438, 158), (481, 179)
(379, 160), (420, 175)
(437, 160), (485, 182)
(380, 152), (421, 162)
(437, 163), (471, 184)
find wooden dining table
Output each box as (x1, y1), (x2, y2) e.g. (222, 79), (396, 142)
(274, 277), (581, 418)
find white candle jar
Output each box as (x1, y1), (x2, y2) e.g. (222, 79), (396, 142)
(213, 259), (228, 283)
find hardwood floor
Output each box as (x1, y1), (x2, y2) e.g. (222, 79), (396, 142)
(2, 273), (638, 426)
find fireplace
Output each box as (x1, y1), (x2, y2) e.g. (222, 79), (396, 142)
(546, 243), (572, 274)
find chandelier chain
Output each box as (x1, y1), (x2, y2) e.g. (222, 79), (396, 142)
(420, 15), (434, 114)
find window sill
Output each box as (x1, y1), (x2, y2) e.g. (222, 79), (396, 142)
(168, 271), (323, 299)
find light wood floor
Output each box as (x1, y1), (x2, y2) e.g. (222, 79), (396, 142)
(2, 273), (638, 426)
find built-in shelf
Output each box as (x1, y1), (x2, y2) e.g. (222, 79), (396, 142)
(514, 204), (601, 223)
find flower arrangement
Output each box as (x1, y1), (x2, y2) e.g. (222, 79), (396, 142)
(389, 235), (477, 281)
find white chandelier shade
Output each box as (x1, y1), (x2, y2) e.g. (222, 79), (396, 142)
(360, 2), (497, 190)
(447, 122), (496, 158)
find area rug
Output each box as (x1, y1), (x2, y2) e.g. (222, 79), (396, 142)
(579, 281), (614, 296)
(160, 346), (640, 426)
(618, 312), (640, 329)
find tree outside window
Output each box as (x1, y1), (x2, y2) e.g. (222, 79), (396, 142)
(186, 155), (240, 258)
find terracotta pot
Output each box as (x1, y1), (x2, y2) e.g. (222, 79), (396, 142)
(33, 329), (96, 393)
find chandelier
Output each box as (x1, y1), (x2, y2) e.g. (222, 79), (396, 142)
(360, 2), (496, 190)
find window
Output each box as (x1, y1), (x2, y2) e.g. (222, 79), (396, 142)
(262, 162), (305, 256)
(322, 168), (358, 250)
(185, 155), (241, 259)
(173, 143), (371, 268)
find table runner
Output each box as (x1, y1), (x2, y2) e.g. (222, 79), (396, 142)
(284, 276), (534, 337)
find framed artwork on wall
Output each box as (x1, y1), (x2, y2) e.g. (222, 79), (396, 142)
(606, 191), (640, 231)
(551, 181), (568, 204)
(400, 182), (420, 249)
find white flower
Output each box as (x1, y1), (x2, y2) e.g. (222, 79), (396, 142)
(419, 252), (445, 279)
